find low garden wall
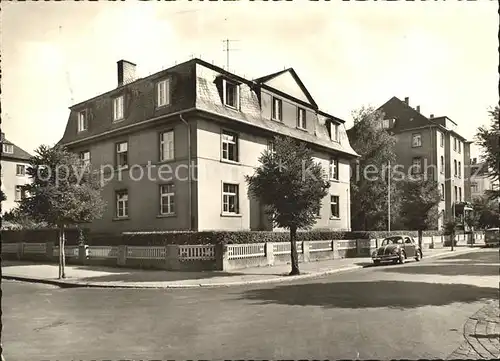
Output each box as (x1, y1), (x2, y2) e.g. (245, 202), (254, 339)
(1, 231), (483, 271)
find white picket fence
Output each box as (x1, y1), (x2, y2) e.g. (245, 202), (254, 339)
(309, 240), (333, 253)
(179, 245), (216, 261)
(126, 246), (166, 260)
(1, 243), (18, 254)
(273, 242), (303, 255)
(22, 243), (47, 254)
(88, 246), (118, 259)
(227, 243), (266, 260)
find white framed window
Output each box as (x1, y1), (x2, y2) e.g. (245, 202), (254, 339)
(329, 158), (339, 180)
(159, 184), (175, 215)
(271, 97), (282, 121)
(79, 151), (91, 167)
(160, 130), (174, 161)
(116, 141), (128, 168)
(222, 183), (239, 214)
(78, 110), (88, 132)
(16, 164), (26, 176)
(297, 107), (306, 129)
(222, 130), (238, 162)
(156, 79), (170, 107)
(458, 161), (461, 178)
(440, 156), (444, 174)
(412, 157), (422, 174)
(116, 190), (128, 218)
(113, 95), (124, 121)
(454, 160), (457, 177)
(330, 195), (339, 218)
(330, 122), (339, 142)
(2, 144), (13, 154)
(441, 184), (445, 200)
(223, 79), (239, 109)
(412, 133), (422, 147)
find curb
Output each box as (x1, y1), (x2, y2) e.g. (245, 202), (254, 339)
(1, 247), (482, 289)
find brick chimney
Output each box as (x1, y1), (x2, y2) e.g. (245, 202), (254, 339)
(416, 105), (421, 113)
(117, 60), (137, 87)
(404, 97), (409, 105)
(430, 114), (434, 119)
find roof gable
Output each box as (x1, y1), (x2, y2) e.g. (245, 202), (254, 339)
(255, 68), (318, 109)
(1, 138), (32, 161)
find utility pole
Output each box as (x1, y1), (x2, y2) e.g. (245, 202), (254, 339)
(222, 39), (239, 71)
(388, 160), (391, 231)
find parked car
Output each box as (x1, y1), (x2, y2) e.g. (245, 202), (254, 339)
(371, 235), (422, 265)
(484, 228), (500, 247)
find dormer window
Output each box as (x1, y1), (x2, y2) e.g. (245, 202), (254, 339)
(297, 107), (306, 129)
(78, 110), (88, 132)
(272, 97), (282, 121)
(113, 95), (124, 122)
(330, 122), (339, 142)
(222, 79), (239, 109)
(2, 144), (13, 154)
(156, 79), (171, 108)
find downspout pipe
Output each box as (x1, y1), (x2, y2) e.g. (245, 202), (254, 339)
(179, 114), (192, 231)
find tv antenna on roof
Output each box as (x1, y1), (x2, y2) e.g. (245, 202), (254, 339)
(222, 39), (240, 72)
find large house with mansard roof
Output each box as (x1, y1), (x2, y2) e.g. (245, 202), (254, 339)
(58, 58), (359, 233)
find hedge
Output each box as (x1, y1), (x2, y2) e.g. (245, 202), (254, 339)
(2, 229), (447, 246)
(1, 228), (88, 245)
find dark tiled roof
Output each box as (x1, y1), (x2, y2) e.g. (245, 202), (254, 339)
(59, 58), (359, 157)
(1, 137), (32, 161)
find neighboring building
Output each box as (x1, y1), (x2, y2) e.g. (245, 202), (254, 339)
(0, 132), (32, 214)
(375, 96), (472, 229)
(470, 159), (499, 200)
(58, 58), (359, 233)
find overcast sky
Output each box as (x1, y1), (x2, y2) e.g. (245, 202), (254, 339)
(2, 0), (497, 159)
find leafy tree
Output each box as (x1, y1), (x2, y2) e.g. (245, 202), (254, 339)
(475, 106), (499, 200)
(246, 136), (329, 275)
(398, 176), (441, 247)
(348, 106), (398, 231)
(18, 145), (106, 279)
(468, 196), (500, 229)
(1, 190), (6, 202)
(2, 208), (47, 229)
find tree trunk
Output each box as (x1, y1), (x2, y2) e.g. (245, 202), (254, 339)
(58, 228), (63, 279)
(60, 225), (66, 279)
(418, 229), (423, 249)
(289, 226), (300, 276)
(451, 231), (455, 252)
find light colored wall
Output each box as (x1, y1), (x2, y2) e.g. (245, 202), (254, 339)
(195, 117), (352, 231)
(1, 159), (31, 214)
(68, 119), (193, 233)
(435, 129), (446, 229)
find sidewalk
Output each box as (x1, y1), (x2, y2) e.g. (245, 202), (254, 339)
(1, 247), (480, 289)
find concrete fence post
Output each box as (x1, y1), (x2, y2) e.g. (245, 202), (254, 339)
(265, 242), (275, 266)
(214, 243), (229, 271)
(302, 241), (310, 262)
(166, 245), (181, 271)
(117, 245), (127, 266)
(17, 242), (24, 260)
(332, 240), (339, 260)
(78, 245), (89, 264)
(46, 242), (54, 261)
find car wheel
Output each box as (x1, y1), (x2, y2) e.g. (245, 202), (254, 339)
(374, 260), (381, 266)
(399, 251), (406, 264)
(415, 250), (422, 261)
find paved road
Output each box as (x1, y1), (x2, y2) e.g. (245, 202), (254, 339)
(2, 249), (499, 360)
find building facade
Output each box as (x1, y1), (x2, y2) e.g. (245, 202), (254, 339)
(470, 159), (499, 200)
(58, 59), (359, 233)
(378, 96), (472, 230)
(0, 132), (32, 214)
